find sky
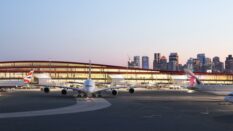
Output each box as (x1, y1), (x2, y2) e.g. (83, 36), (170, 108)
(0, 0), (233, 68)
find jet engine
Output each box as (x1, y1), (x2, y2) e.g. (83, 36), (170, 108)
(129, 88), (135, 94)
(112, 90), (118, 96)
(44, 87), (50, 93)
(61, 89), (67, 95)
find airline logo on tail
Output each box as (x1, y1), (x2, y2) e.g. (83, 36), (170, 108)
(188, 75), (196, 87)
(23, 70), (34, 84)
(184, 69), (202, 88)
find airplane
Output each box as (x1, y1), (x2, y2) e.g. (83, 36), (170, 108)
(0, 70), (34, 91)
(184, 69), (233, 102)
(39, 62), (135, 97)
(224, 92), (233, 103)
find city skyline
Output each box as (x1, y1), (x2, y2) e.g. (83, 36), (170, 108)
(1, 0), (233, 67)
(128, 53), (233, 73)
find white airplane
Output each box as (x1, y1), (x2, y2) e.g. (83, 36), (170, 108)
(224, 93), (233, 103)
(184, 69), (233, 102)
(0, 70), (34, 90)
(40, 63), (135, 97)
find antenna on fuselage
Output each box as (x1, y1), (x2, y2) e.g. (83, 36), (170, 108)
(88, 60), (91, 79)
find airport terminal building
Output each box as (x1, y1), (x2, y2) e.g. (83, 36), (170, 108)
(0, 61), (233, 85)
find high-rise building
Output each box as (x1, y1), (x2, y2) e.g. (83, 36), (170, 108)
(178, 64), (183, 71)
(204, 57), (212, 72)
(153, 53), (160, 70)
(169, 53), (179, 63)
(197, 53), (206, 72)
(168, 53), (179, 71)
(142, 56), (149, 69)
(128, 56), (140, 68)
(212, 56), (224, 73)
(197, 54), (205, 66)
(168, 61), (177, 71)
(160, 56), (167, 71)
(186, 58), (194, 71)
(134, 56), (140, 68)
(213, 57), (220, 63)
(186, 58), (193, 71)
(193, 59), (201, 72)
(225, 55), (233, 73)
(128, 58), (136, 68)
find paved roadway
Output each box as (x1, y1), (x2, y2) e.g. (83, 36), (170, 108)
(1, 89), (233, 131)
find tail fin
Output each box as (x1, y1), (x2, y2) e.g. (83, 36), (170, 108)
(88, 60), (91, 79)
(184, 69), (202, 87)
(188, 75), (196, 87)
(23, 70), (34, 84)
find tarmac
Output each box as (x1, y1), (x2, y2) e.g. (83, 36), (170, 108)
(1, 89), (233, 131)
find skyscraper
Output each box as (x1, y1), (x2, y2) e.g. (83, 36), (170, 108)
(197, 54), (205, 66)
(213, 57), (220, 63)
(225, 55), (233, 73)
(142, 56), (149, 69)
(212, 56), (224, 73)
(159, 56), (167, 71)
(128, 58), (136, 68)
(169, 53), (179, 63)
(204, 57), (212, 72)
(168, 53), (179, 71)
(153, 53), (160, 70)
(197, 53), (206, 72)
(168, 61), (177, 71)
(128, 56), (140, 68)
(134, 56), (140, 68)
(193, 59), (201, 72)
(186, 58), (194, 71)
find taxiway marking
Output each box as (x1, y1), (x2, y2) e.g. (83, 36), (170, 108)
(0, 98), (111, 119)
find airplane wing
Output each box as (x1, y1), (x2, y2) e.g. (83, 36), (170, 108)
(66, 82), (83, 85)
(93, 86), (129, 93)
(94, 84), (140, 94)
(37, 84), (86, 93)
(61, 86), (86, 93)
(67, 82), (111, 85)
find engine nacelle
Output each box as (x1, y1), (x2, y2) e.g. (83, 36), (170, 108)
(129, 88), (135, 94)
(61, 89), (67, 95)
(44, 87), (50, 93)
(112, 90), (118, 96)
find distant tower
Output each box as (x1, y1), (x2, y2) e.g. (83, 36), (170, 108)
(204, 57), (212, 72)
(134, 56), (140, 68)
(153, 53), (160, 70)
(212, 56), (224, 73)
(159, 56), (167, 71)
(128, 57), (135, 68)
(225, 55), (233, 73)
(142, 56), (149, 69)
(186, 58), (194, 71)
(128, 56), (140, 68)
(197, 53), (206, 72)
(192, 59), (201, 72)
(168, 53), (179, 71)
(197, 54), (206, 66)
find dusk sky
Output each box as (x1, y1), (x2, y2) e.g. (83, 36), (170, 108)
(1, 0), (233, 67)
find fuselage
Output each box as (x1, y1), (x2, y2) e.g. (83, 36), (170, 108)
(83, 79), (96, 93)
(194, 84), (233, 95)
(0, 80), (25, 88)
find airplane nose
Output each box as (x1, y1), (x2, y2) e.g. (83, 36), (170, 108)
(224, 96), (231, 102)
